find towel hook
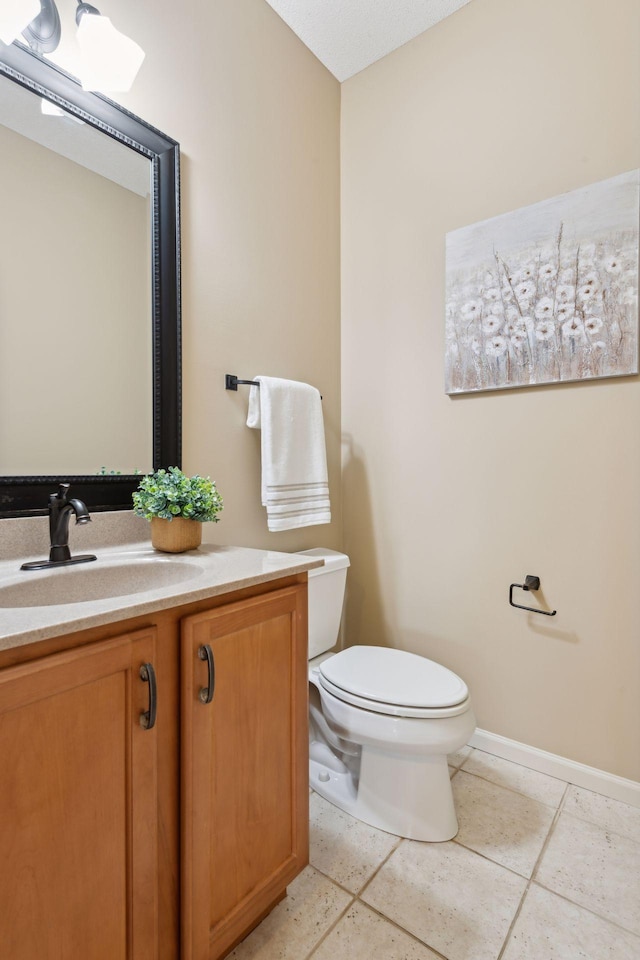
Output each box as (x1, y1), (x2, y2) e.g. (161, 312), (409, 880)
(509, 575), (557, 616)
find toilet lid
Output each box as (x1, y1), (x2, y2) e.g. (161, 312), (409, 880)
(318, 646), (468, 710)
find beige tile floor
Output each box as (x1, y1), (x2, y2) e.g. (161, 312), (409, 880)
(229, 747), (640, 960)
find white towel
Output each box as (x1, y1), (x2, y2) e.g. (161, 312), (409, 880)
(247, 376), (331, 531)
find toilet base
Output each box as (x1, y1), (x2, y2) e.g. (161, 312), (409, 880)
(310, 746), (458, 842)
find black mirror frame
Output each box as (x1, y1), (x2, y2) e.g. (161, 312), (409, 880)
(0, 41), (181, 517)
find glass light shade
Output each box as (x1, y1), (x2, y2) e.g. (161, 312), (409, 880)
(76, 14), (144, 92)
(0, 0), (40, 45)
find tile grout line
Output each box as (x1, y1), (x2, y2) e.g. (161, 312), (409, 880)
(495, 781), (570, 960)
(309, 827), (471, 959)
(455, 766), (640, 844)
(530, 779), (640, 940)
(530, 878), (640, 941)
(303, 833), (404, 958)
(353, 897), (453, 960)
(529, 780), (570, 884)
(450, 835), (539, 881)
(357, 828), (543, 960)
(356, 825), (533, 960)
(301, 887), (357, 960)
(303, 836), (409, 960)
(306, 862), (369, 899)
(553, 806), (640, 846)
(304, 855), (456, 960)
(449, 778), (568, 881)
(459, 755), (640, 824)
(454, 764), (567, 809)
(307, 834), (403, 899)
(351, 835), (404, 899)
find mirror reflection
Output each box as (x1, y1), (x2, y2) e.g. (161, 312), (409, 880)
(0, 74), (153, 476)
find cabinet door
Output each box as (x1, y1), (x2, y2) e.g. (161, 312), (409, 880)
(181, 586), (309, 960)
(0, 630), (158, 960)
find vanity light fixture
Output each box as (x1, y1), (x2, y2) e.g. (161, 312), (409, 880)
(75, 1), (145, 93)
(1, 0), (144, 93)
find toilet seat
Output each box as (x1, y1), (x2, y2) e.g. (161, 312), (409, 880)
(317, 646), (470, 719)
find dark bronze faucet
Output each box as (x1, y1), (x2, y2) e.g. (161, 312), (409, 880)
(21, 483), (98, 571)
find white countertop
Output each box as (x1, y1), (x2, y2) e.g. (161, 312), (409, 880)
(0, 542), (323, 653)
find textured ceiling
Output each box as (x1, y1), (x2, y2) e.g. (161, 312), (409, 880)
(262, 0), (473, 82)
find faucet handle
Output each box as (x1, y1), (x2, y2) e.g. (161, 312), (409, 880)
(55, 483), (71, 500)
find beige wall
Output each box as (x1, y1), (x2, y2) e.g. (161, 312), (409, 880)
(341, 0), (640, 779)
(80, 0), (342, 551)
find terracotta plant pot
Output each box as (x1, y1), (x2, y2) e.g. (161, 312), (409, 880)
(151, 517), (202, 553)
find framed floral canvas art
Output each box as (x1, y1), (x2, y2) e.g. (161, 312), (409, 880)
(445, 170), (639, 394)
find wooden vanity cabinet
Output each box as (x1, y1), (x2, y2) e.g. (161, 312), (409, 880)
(0, 574), (309, 960)
(181, 585), (309, 960)
(0, 628), (159, 960)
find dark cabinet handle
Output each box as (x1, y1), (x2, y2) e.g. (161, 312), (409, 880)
(198, 644), (215, 704)
(139, 662), (157, 729)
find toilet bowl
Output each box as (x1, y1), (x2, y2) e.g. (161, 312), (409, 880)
(298, 548), (476, 842)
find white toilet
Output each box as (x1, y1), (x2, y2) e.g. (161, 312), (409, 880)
(298, 548), (476, 842)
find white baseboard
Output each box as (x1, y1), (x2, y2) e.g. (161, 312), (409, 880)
(469, 728), (640, 808)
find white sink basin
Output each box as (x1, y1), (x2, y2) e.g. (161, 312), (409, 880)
(0, 557), (205, 608)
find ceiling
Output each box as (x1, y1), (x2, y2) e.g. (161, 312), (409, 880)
(262, 0), (473, 82)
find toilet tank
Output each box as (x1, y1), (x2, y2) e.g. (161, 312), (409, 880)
(296, 549), (350, 659)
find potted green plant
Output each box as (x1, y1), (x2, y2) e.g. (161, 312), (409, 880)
(132, 467), (223, 553)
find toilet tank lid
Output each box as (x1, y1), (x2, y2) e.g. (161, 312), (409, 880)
(296, 548), (350, 576)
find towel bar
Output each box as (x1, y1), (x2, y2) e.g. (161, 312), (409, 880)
(226, 374), (258, 390)
(225, 374), (322, 399)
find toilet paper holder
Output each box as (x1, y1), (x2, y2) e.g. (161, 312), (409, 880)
(509, 575), (557, 616)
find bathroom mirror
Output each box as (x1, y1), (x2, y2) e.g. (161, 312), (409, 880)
(0, 41), (180, 517)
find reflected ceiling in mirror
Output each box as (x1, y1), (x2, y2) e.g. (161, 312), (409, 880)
(0, 41), (180, 517)
(0, 75), (153, 475)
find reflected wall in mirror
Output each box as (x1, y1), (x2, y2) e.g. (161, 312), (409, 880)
(0, 41), (180, 517)
(0, 76), (153, 475)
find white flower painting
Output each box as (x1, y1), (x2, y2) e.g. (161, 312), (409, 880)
(445, 170), (639, 394)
